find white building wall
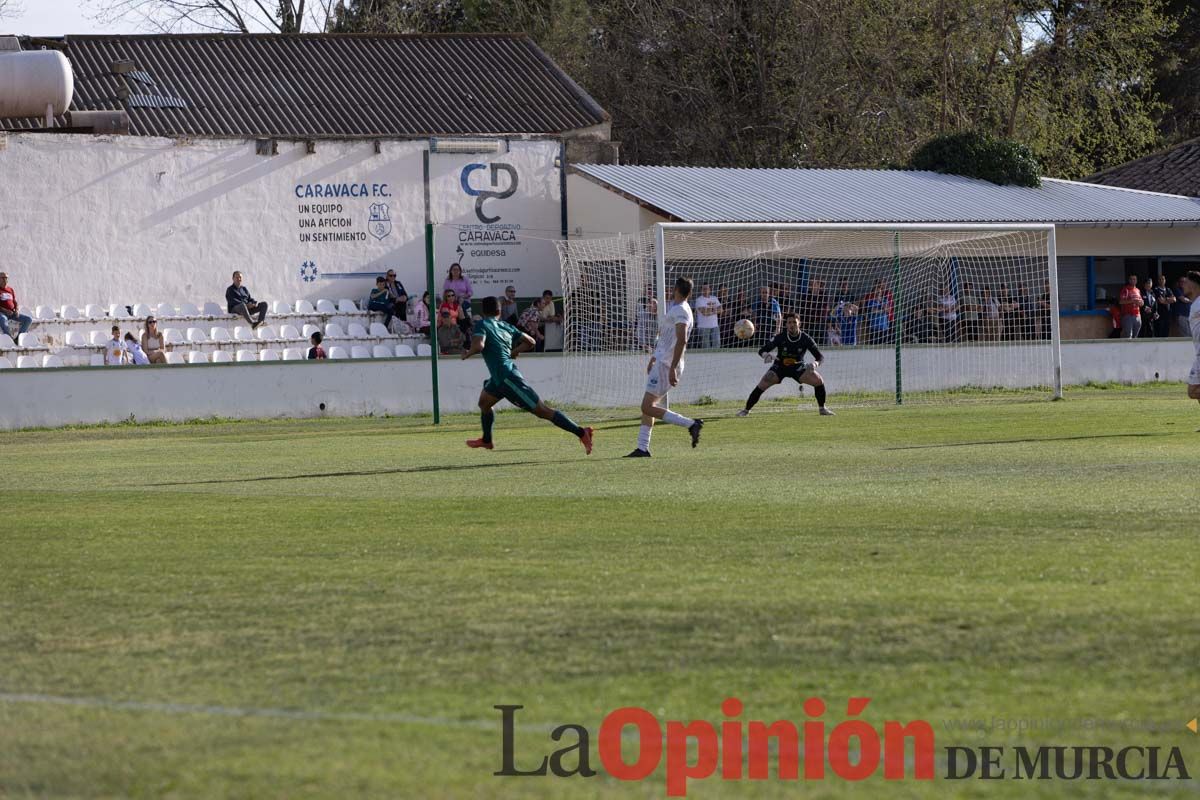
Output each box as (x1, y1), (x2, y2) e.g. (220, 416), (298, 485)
(0, 340), (1193, 430)
(0, 134), (563, 311)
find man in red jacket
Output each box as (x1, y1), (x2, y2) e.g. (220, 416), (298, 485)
(0, 272), (33, 344)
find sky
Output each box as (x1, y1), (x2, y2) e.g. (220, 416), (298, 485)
(2, 0), (142, 35)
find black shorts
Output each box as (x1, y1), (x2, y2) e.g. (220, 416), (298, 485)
(770, 362), (809, 382)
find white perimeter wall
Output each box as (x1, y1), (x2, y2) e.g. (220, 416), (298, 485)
(0, 340), (1194, 430)
(0, 134), (563, 310)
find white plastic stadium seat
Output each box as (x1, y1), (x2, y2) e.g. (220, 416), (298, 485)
(416, 344), (432, 357)
(256, 325), (278, 341)
(88, 330), (108, 345)
(42, 354), (64, 368)
(369, 322), (390, 338)
(34, 305), (56, 320)
(64, 331), (89, 347)
(187, 350), (207, 364)
(132, 303), (153, 317)
(186, 327), (208, 343)
(347, 323), (368, 339)
(0, 333), (15, 349)
(395, 344), (416, 358)
(259, 348), (280, 362)
(165, 352), (186, 365)
(0, 356), (10, 369)
(372, 344), (393, 358)
(315, 299), (337, 314)
(301, 323), (321, 339)
(327, 345), (348, 360)
(210, 350), (232, 364)
(337, 298), (358, 313)
(295, 299), (316, 314)
(272, 300), (293, 315)
(324, 322), (345, 339)
(161, 328), (185, 346)
(16, 355), (38, 368)
(88, 354), (104, 367)
(59, 304), (82, 320)
(278, 324), (300, 340)
(202, 302), (224, 317)
(209, 326), (232, 343)
(233, 326), (255, 341)
(350, 345), (371, 359)
(18, 333), (42, 348)
(235, 349), (257, 362)
(282, 347), (305, 361)
(84, 303), (106, 319)
(178, 302), (201, 317)
(109, 304), (131, 319)
(156, 303), (177, 318)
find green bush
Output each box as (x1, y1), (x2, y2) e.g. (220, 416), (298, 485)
(909, 132), (1041, 187)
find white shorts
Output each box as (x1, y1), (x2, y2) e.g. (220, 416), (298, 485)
(644, 362), (681, 398)
(1188, 356), (1200, 386)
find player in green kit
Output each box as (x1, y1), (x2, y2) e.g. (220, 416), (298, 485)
(462, 295), (594, 454)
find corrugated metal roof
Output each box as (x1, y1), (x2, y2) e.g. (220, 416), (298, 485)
(1, 33), (608, 137)
(1085, 137), (1200, 198)
(572, 164), (1200, 227)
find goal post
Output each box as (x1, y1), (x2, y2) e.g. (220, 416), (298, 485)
(559, 222), (1062, 412)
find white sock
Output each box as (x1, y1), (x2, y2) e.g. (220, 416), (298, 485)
(661, 410), (694, 428)
(637, 424), (652, 451)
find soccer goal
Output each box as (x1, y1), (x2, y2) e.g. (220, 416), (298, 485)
(556, 223), (1062, 411)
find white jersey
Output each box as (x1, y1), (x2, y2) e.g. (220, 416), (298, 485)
(1191, 301), (1200, 354)
(654, 300), (693, 370)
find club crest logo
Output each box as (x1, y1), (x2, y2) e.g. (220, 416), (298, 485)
(299, 260), (318, 283)
(368, 203), (392, 240)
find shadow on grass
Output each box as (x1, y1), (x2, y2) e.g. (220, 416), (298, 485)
(148, 457), (604, 487)
(884, 431), (1178, 451)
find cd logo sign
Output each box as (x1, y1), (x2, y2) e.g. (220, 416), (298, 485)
(461, 163), (519, 224)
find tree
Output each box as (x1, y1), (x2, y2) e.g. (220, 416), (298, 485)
(1154, 0), (1200, 141)
(85, 0), (336, 33)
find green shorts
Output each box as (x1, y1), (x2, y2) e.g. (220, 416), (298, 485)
(483, 370), (540, 412)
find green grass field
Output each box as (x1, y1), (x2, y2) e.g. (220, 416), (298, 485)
(2, 386), (1198, 798)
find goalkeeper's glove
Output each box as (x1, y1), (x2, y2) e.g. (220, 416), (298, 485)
(761, 352), (774, 364)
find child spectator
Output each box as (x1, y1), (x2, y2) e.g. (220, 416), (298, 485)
(104, 325), (128, 365)
(124, 333), (150, 365)
(409, 291), (431, 336)
(307, 331), (326, 360)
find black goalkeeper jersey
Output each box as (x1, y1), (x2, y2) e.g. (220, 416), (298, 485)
(759, 331), (822, 368)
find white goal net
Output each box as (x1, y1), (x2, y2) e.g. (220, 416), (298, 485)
(556, 224), (1061, 412)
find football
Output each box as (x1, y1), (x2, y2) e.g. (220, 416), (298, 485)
(734, 318), (756, 340)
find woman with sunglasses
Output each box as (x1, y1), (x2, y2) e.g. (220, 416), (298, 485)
(443, 263), (473, 315)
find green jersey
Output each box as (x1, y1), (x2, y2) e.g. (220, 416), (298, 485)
(473, 316), (522, 378)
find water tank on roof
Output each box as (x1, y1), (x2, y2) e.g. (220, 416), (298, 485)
(0, 50), (74, 121)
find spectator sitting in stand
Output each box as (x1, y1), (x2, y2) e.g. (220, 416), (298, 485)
(226, 271), (268, 329)
(500, 286), (519, 325)
(124, 333), (150, 365)
(538, 289), (560, 326)
(104, 325), (128, 365)
(368, 277), (397, 328)
(437, 306), (464, 354)
(518, 299), (545, 352)
(0, 271), (33, 345)
(140, 316), (169, 364)
(383, 270), (408, 326)
(307, 331), (326, 359)
(826, 319), (842, 347)
(1118, 274), (1143, 339)
(1152, 275), (1174, 338)
(439, 289), (471, 342)
(409, 291), (432, 336)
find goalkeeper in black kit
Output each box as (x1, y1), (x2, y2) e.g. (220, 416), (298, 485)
(737, 312), (835, 417)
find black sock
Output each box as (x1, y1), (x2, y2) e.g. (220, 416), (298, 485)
(481, 410), (495, 443)
(815, 384), (827, 407)
(745, 386), (764, 411)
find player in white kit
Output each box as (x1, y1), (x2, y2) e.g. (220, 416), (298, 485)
(626, 277), (704, 458)
(1181, 271), (1200, 407)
